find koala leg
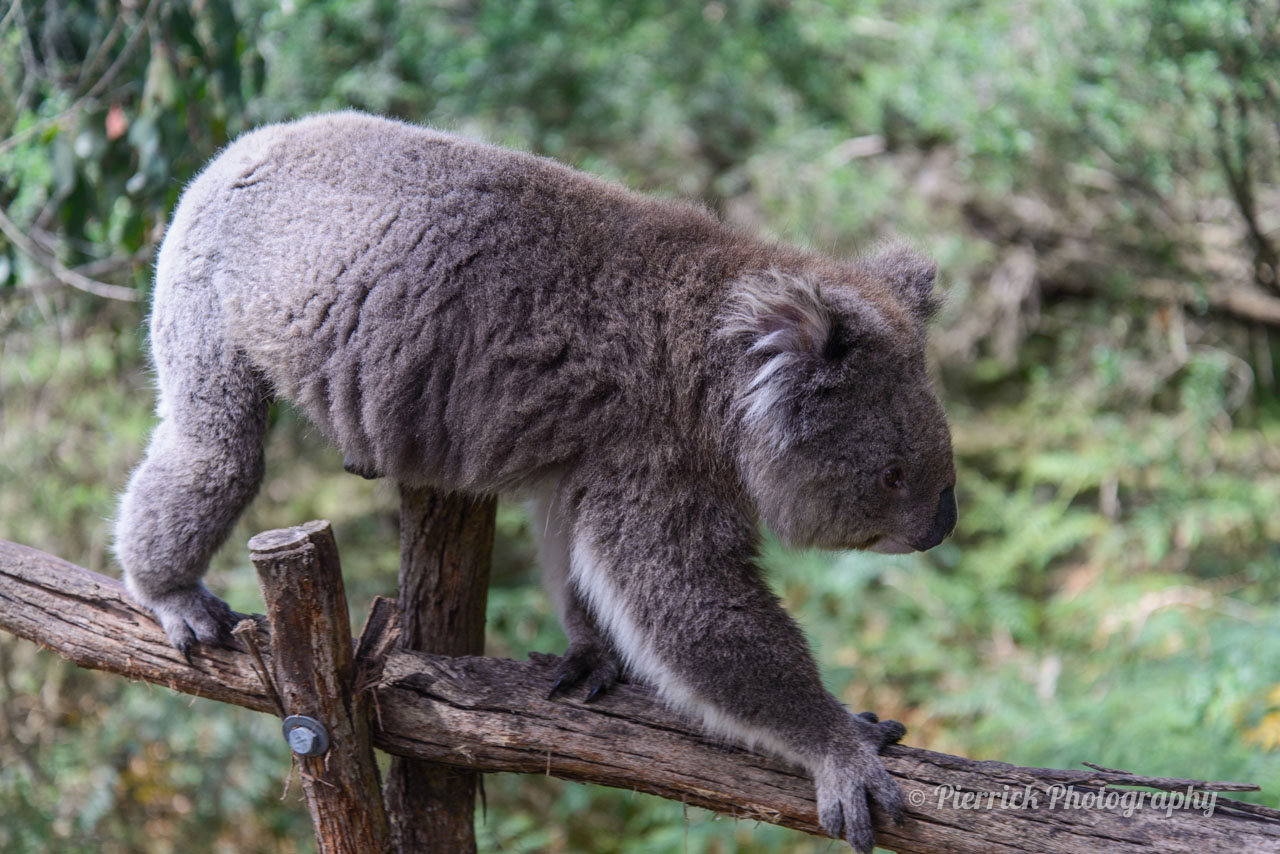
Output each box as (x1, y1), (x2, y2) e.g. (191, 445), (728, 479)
(529, 482), (622, 700)
(114, 285), (269, 658)
(568, 461), (904, 854)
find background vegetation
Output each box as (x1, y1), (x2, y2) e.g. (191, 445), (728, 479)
(2, 1), (1278, 851)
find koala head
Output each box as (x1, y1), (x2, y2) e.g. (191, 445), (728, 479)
(719, 245), (957, 553)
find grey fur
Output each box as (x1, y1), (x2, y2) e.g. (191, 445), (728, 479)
(114, 112), (956, 852)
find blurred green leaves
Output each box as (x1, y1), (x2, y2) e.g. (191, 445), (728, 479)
(1, 0), (258, 298)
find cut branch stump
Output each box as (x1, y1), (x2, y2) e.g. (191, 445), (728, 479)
(247, 521), (391, 854)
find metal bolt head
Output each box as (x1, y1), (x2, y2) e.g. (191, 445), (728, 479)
(288, 726), (317, 754)
(282, 715), (329, 757)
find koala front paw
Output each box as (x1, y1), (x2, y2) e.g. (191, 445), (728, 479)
(814, 714), (907, 853)
(537, 641), (622, 701)
(137, 584), (246, 661)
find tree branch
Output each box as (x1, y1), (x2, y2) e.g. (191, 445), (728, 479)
(1212, 94), (1279, 294)
(1041, 269), (1280, 327)
(0, 205), (139, 301)
(1, 249), (153, 298)
(2, 537), (1277, 853)
(0, 0), (161, 157)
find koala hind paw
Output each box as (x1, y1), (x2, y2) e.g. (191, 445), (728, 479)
(142, 585), (247, 662)
(539, 641), (622, 701)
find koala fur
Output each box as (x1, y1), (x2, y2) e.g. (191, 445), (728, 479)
(114, 111), (956, 852)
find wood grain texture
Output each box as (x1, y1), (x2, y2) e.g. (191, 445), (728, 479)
(383, 488), (496, 854)
(249, 522), (391, 854)
(0, 537), (273, 712)
(3, 536), (1279, 853)
(370, 649), (1280, 854)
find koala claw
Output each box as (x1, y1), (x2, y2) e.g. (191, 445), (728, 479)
(540, 641), (622, 701)
(857, 711), (908, 749)
(140, 584), (247, 659)
(815, 717), (909, 852)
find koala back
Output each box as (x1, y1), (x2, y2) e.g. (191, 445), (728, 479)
(172, 113), (730, 490)
(166, 111), (953, 549)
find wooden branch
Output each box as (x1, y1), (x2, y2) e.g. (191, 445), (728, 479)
(0, 538), (274, 712)
(385, 487), (496, 853)
(3, 537), (1279, 854)
(957, 198), (1280, 328)
(1043, 271), (1280, 327)
(4, 250), (153, 298)
(0, 204), (140, 302)
(248, 522), (391, 853)
(367, 645), (1280, 854)
(1135, 278), (1280, 327)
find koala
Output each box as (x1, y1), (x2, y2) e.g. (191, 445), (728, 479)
(114, 112), (956, 853)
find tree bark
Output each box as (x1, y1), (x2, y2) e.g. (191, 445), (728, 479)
(383, 488), (495, 854)
(3, 537), (1279, 854)
(367, 644), (1279, 854)
(247, 521), (391, 854)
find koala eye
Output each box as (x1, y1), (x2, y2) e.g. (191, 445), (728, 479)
(881, 466), (906, 490)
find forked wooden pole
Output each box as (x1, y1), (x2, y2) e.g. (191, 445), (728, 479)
(384, 487), (496, 853)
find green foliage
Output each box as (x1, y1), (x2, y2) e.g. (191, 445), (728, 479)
(0, 643), (313, 854)
(0, 0), (260, 295)
(2, 1), (1278, 852)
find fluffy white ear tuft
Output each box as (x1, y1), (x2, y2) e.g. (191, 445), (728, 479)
(719, 271), (832, 449)
(719, 270), (833, 358)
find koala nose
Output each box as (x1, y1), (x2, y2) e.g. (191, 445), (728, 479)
(917, 486), (957, 550)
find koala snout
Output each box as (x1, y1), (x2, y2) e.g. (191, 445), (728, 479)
(917, 485), (957, 550)
(867, 485), (958, 554)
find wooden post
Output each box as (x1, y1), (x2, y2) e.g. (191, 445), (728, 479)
(384, 487), (496, 853)
(248, 521), (392, 854)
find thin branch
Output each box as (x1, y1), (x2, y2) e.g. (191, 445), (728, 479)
(2, 249), (152, 297)
(0, 0), (21, 34)
(0, 0), (160, 157)
(1212, 95), (1279, 293)
(10, 0), (41, 113)
(81, 0), (160, 103)
(0, 204), (139, 301)
(232, 618), (285, 717)
(76, 10), (127, 91)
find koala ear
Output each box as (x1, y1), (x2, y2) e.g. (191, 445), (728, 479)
(719, 270), (833, 359)
(868, 243), (940, 321)
(719, 271), (833, 448)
